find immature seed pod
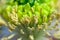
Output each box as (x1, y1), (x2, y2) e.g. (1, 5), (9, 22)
(0, 16), (7, 26)
(37, 25), (42, 30)
(25, 16), (31, 24)
(34, 15), (38, 24)
(8, 34), (15, 39)
(43, 23), (48, 30)
(28, 27), (35, 31)
(8, 10), (18, 24)
(8, 22), (16, 32)
(46, 32), (51, 37)
(29, 35), (34, 40)
(20, 29), (25, 34)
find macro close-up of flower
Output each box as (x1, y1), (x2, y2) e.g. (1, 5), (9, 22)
(0, 0), (60, 40)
